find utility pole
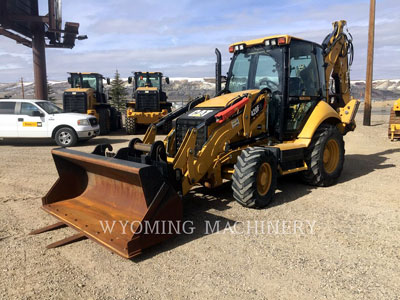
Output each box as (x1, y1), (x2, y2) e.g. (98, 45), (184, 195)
(363, 0), (376, 126)
(20, 77), (25, 99)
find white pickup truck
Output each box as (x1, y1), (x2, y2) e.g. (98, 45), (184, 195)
(0, 99), (100, 147)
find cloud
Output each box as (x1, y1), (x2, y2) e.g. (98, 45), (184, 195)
(1, 0), (399, 82)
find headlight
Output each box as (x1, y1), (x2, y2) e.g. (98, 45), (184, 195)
(77, 119), (90, 126)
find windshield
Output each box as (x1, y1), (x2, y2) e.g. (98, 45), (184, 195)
(71, 74), (103, 92)
(36, 101), (63, 114)
(135, 74), (161, 89)
(226, 47), (284, 93)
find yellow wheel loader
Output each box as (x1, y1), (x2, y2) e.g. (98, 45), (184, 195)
(64, 72), (122, 135)
(33, 21), (359, 258)
(388, 98), (400, 141)
(125, 72), (172, 134)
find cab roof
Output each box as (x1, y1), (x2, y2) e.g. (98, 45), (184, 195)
(68, 72), (105, 77)
(134, 71), (163, 75)
(230, 34), (306, 47)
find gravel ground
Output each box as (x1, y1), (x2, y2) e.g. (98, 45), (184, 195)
(0, 112), (399, 299)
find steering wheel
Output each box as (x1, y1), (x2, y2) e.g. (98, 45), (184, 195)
(259, 79), (279, 90)
(217, 89), (231, 96)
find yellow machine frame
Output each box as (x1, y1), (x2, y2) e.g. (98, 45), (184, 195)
(389, 98), (400, 140)
(126, 72), (171, 133)
(34, 20), (361, 259)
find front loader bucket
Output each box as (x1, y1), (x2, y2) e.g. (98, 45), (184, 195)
(40, 148), (182, 258)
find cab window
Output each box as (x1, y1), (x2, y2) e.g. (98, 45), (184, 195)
(135, 75), (160, 89)
(228, 53), (251, 92)
(255, 54), (281, 92)
(20, 103), (39, 115)
(285, 40), (322, 136)
(0, 102), (16, 114)
(289, 40), (320, 97)
(81, 78), (97, 89)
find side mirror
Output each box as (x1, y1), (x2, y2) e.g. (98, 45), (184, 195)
(32, 110), (44, 117)
(128, 76), (132, 84)
(165, 77), (170, 85)
(107, 78), (111, 85)
(67, 77), (72, 84)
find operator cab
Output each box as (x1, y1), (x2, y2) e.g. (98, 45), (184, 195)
(225, 36), (326, 140)
(131, 72), (169, 103)
(134, 72), (161, 89)
(68, 73), (107, 103)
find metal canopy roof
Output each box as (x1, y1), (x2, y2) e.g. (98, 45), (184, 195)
(0, 0), (83, 49)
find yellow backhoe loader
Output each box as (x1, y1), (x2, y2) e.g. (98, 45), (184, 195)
(32, 21), (359, 258)
(388, 98), (400, 140)
(64, 72), (122, 135)
(125, 72), (172, 134)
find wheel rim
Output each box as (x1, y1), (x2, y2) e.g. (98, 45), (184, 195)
(323, 139), (340, 174)
(257, 162), (272, 196)
(58, 131), (72, 145)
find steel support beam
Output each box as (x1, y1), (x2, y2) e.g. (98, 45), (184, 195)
(31, 22), (47, 100)
(0, 27), (32, 47)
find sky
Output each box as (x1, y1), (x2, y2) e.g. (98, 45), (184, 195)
(0, 0), (399, 82)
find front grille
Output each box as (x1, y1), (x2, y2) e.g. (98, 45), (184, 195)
(175, 119), (207, 155)
(89, 118), (98, 127)
(136, 91), (159, 112)
(175, 108), (219, 155)
(63, 93), (87, 113)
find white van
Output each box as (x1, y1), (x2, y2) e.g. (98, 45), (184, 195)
(0, 99), (100, 147)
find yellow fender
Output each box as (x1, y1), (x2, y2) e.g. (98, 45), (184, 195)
(296, 101), (341, 147)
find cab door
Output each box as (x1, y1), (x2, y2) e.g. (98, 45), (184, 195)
(0, 101), (18, 137)
(17, 102), (48, 137)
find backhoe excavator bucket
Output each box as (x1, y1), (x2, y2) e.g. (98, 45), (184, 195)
(39, 148), (182, 258)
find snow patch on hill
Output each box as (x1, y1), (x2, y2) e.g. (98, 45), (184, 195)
(1, 78), (400, 101)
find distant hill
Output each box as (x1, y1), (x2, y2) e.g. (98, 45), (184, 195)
(351, 79), (400, 100)
(1, 78), (399, 103)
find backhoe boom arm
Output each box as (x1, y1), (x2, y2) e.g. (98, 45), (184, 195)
(322, 20), (354, 107)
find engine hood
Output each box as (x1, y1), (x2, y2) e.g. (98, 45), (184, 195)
(53, 112), (95, 119)
(195, 90), (260, 108)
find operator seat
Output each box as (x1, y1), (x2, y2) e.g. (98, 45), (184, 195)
(299, 64), (316, 96)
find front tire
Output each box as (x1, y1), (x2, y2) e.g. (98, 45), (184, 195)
(55, 127), (77, 147)
(301, 124), (345, 186)
(232, 147), (277, 208)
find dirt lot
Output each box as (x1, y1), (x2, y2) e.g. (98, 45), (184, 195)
(0, 113), (399, 300)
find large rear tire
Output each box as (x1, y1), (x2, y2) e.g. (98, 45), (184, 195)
(301, 124), (345, 186)
(126, 117), (136, 134)
(109, 107), (121, 131)
(98, 108), (110, 135)
(232, 147), (277, 208)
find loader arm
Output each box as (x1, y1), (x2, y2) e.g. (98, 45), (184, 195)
(173, 93), (268, 195)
